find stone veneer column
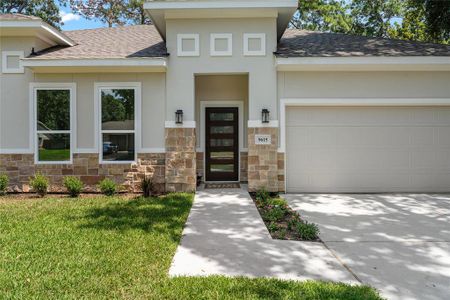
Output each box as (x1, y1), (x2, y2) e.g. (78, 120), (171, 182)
(165, 127), (196, 192)
(247, 127), (279, 192)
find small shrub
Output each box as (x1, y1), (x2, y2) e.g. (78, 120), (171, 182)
(99, 178), (117, 196)
(0, 174), (8, 196)
(30, 173), (49, 197)
(295, 221), (320, 240)
(287, 218), (297, 231)
(262, 206), (286, 222)
(255, 188), (270, 202)
(267, 198), (288, 207)
(267, 222), (278, 232)
(141, 175), (154, 198)
(276, 228), (287, 239)
(63, 177), (84, 198)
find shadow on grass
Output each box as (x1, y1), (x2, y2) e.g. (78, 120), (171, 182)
(168, 276), (382, 300)
(70, 193), (193, 241)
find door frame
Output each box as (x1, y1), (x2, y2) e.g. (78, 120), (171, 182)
(200, 100), (244, 182)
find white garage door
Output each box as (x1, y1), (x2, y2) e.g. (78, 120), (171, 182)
(286, 106), (450, 193)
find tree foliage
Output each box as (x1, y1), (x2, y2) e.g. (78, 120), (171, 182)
(66, 0), (150, 27)
(0, 0), (62, 28)
(293, 0), (449, 44)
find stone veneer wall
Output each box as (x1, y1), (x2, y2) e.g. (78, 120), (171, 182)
(277, 152), (285, 192)
(165, 128), (196, 192)
(247, 127), (280, 192)
(0, 153), (165, 193)
(195, 151), (248, 183)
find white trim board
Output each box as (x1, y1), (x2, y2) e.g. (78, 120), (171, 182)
(144, 0), (297, 10)
(278, 97), (450, 153)
(22, 58), (167, 68)
(165, 121), (196, 128)
(94, 82), (142, 164)
(276, 56), (450, 71)
(0, 148), (34, 154)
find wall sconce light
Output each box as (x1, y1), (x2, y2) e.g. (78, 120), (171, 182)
(262, 108), (270, 123)
(175, 110), (184, 124)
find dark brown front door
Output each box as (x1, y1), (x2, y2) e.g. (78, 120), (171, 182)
(205, 107), (239, 181)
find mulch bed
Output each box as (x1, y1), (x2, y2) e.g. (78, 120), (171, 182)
(249, 192), (320, 242)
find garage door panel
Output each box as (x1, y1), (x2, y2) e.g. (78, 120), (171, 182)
(286, 106), (450, 193)
(436, 128), (450, 146)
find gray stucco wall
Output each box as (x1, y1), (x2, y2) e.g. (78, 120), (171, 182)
(165, 18), (278, 122)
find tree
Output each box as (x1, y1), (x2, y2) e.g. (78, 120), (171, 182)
(423, 0), (450, 43)
(126, 0), (151, 25)
(350, 0), (403, 38)
(1, 0), (62, 28)
(291, 0), (351, 33)
(292, 0), (449, 44)
(67, 0), (150, 27)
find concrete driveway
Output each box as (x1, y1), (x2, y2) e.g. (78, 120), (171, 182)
(284, 194), (450, 300)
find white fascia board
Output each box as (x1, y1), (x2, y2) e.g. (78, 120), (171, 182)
(0, 20), (76, 46)
(144, 0), (297, 10)
(22, 58), (167, 68)
(276, 56), (450, 71)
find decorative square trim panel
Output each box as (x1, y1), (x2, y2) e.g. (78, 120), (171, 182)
(2, 51), (24, 73)
(210, 33), (233, 56)
(177, 34), (200, 57)
(243, 33), (266, 56)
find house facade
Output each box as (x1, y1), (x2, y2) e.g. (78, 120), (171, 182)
(1, 0), (450, 194)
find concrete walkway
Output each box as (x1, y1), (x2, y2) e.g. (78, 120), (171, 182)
(169, 188), (358, 283)
(284, 194), (450, 300)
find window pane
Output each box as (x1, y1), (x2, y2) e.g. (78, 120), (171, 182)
(38, 133), (70, 161)
(37, 90), (70, 131)
(210, 152), (234, 159)
(210, 164), (234, 173)
(102, 89), (135, 130)
(102, 133), (135, 161)
(210, 126), (234, 134)
(209, 112), (234, 121)
(211, 139), (233, 147)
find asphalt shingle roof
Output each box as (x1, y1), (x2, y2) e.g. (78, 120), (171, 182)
(0, 13), (41, 21)
(277, 29), (450, 57)
(29, 25), (167, 59)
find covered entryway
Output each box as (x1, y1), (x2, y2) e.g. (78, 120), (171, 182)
(286, 106), (450, 193)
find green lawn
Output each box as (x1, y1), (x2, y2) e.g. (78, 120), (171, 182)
(38, 149), (71, 161)
(0, 194), (383, 300)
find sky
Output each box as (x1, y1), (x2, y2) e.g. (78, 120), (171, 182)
(58, 4), (104, 31)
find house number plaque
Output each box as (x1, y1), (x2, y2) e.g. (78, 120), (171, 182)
(255, 134), (271, 145)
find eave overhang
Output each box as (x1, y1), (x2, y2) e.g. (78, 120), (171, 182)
(0, 19), (76, 47)
(144, 0), (298, 41)
(21, 58), (167, 73)
(275, 56), (450, 72)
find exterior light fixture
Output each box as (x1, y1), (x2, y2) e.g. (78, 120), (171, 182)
(262, 108), (270, 123)
(175, 110), (184, 124)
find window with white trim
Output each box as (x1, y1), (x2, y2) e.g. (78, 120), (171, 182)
(99, 86), (138, 163)
(35, 88), (73, 163)
(2, 51), (24, 73)
(243, 33), (266, 56)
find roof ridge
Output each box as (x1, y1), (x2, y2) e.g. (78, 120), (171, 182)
(284, 28), (450, 47)
(62, 24), (155, 33)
